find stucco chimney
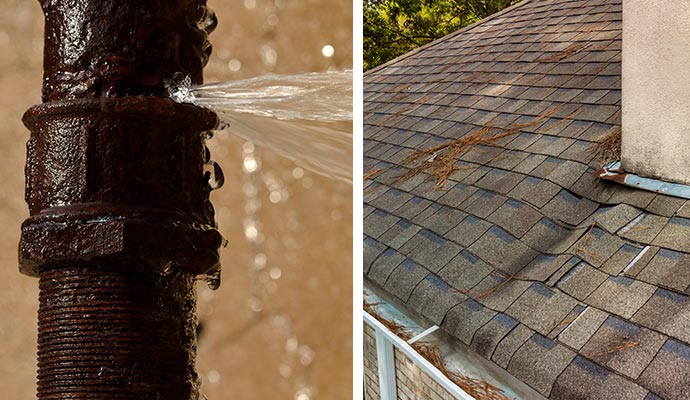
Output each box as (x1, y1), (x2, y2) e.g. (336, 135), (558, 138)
(621, 0), (690, 184)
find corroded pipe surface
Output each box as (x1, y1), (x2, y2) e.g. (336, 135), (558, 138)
(37, 267), (198, 400)
(22, 0), (221, 399)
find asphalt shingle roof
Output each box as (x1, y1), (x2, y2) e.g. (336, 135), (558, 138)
(363, 0), (690, 398)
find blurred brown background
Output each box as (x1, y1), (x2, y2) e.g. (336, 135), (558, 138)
(0, 0), (353, 399)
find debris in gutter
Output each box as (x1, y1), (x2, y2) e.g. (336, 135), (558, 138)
(364, 298), (513, 400)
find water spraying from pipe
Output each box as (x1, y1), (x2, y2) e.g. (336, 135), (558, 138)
(166, 70), (352, 183)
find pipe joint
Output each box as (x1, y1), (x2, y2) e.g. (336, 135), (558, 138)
(20, 96), (221, 276)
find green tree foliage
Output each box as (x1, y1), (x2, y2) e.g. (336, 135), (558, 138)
(364, 0), (519, 70)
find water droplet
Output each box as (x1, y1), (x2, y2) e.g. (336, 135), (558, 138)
(207, 369), (221, 383)
(269, 267), (282, 280)
(248, 296), (263, 312)
(217, 121), (230, 131)
(272, 315), (287, 327)
(321, 45), (335, 58)
(254, 253), (267, 269)
(260, 44), (278, 67)
(204, 161), (225, 190)
(243, 157), (259, 173)
(245, 199), (260, 213)
(242, 141), (255, 154)
(217, 47), (230, 60)
(295, 391), (311, 400)
(244, 0), (256, 9)
(211, 161), (225, 188)
(286, 337), (298, 352)
(291, 167), (304, 179)
(302, 177), (313, 188)
(98, 366), (108, 377)
(266, 13), (279, 27)
(244, 223), (258, 241)
(197, 6), (218, 33)
(227, 58), (241, 72)
(299, 345), (315, 366)
(204, 266), (221, 290)
(202, 41), (213, 63)
(269, 191), (282, 203)
(201, 130), (214, 141)
(279, 364), (292, 377)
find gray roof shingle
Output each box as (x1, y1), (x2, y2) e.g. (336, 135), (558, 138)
(507, 334), (576, 396)
(580, 316), (666, 380)
(638, 340), (690, 400)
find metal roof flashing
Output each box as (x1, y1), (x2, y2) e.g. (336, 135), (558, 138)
(596, 161), (690, 199)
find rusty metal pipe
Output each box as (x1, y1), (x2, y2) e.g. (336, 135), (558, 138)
(21, 0), (222, 398)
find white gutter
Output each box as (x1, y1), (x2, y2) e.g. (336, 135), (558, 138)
(374, 328), (397, 400)
(363, 311), (475, 400)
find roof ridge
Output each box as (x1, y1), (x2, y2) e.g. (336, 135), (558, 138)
(364, 0), (534, 76)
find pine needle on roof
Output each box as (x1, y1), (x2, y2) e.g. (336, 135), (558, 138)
(363, 168), (382, 181)
(396, 106), (561, 188)
(458, 271), (519, 299)
(538, 42), (592, 62)
(575, 223), (604, 264)
(584, 335), (640, 358)
(590, 127), (621, 163)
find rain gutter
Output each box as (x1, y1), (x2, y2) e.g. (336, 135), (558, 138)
(363, 311), (476, 400)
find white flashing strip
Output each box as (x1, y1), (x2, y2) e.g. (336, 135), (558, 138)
(363, 311), (475, 400)
(407, 325), (440, 345)
(618, 212), (646, 235)
(622, 245), (651, 274)
(558, 306), (589, 338)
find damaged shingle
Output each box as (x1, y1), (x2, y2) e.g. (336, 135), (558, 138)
(507, 333), (576, 396)
(506, 283), (579, 336)
(581, 316), (666, 380)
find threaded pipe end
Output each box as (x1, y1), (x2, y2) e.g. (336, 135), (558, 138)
(37, 266), (199, 400)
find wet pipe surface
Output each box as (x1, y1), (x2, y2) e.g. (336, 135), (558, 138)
(23, 0), (223, 398)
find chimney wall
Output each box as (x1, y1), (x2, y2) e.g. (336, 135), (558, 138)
(622, 0), (690, 184)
